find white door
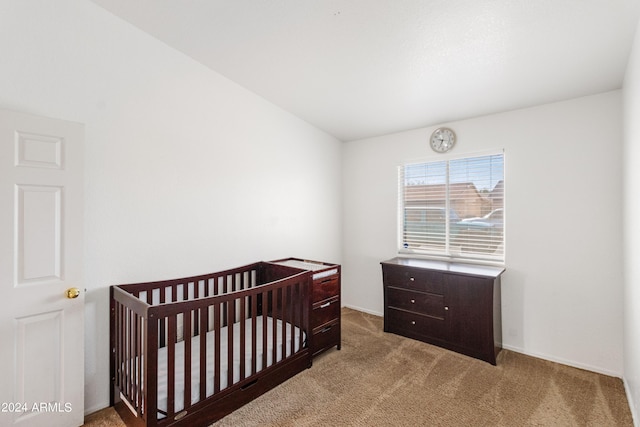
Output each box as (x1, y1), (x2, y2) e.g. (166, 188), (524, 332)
(0, 109), (84, 427)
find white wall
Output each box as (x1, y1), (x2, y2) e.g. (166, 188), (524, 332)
(0, 0), (342, 414)
(343, 91), (624, 376)
(623, 16), (640, 426)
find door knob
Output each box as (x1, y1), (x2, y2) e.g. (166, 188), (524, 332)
(66, 287), (81, 299)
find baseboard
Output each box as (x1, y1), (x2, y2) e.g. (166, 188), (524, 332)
(501, 343), (622, 378)
(342, 303), (383, 317)
(84, 401), (110, 416)
(624, 377), (639, 427)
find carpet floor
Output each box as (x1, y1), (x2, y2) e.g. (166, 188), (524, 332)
(84, 308), (633, 426)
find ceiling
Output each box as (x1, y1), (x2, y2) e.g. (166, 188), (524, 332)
(90, 0), (640, 142)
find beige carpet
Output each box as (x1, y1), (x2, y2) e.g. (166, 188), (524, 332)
(85, 308), (633, 426)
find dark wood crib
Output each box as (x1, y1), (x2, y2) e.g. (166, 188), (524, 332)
(110, 261), (312, 427)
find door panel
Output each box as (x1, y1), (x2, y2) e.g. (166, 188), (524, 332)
(446, 274), (493, 354)
(16, 184), (63, 283)
(15, 310), (64, 419)
(0, 109), (84, 427)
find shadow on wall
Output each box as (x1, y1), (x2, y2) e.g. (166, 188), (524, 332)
(499, 269), (525, 352)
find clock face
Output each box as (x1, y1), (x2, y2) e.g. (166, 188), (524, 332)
(430, 128), (456, 153)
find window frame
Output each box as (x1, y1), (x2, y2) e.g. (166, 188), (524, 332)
(397, 150), (505, 265)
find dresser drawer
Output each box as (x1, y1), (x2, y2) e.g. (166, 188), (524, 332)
(386, 308), (447, 340)
(383, 266), (443, 294)
(386, 287), (445, 319)
(311, 296), (340, 329)
(312, 319), (340, 354)
(312, 275), (339, 303)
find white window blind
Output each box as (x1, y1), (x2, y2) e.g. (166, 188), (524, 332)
(399, 153), (504, 263)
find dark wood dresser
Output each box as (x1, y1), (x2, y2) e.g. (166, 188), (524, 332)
(381, 257), (504, 365)
(271, 258), (341, 357)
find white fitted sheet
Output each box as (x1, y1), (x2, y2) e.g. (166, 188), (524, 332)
(156, 316), (303, 415)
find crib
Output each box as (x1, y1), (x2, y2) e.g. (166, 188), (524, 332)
(110, 261), (312, 427)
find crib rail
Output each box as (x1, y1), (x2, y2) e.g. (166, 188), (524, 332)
(116, 262), (299, 298)
(110, 262), (311, 426)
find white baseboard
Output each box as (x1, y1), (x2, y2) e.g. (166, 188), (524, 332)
(624, 377), (639, 427)
(501, 343), (622, 378)
(342, 303), (383, 317)
(84, 401), (110, 416)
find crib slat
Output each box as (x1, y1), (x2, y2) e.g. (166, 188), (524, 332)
(282, 285), (288, 359)
(128, 310), (134, 405)
(134, 313), (141, 411)
(289, 284), (295, 354)
(122, 307), (128, 399)
(117, 304), (124, 398)
(297, 282), (304, 351)
(194, 282), (200, 336)
(199, 306), (208, 402)
(251, 295), (258, 375)
(291, 283), (298, 352)
(159, 287), (166, 349)
(124, 309), (131, 404)
(167, 315), (176, 417)
(287, 284), (291, 355)
(183, 309), (192, 412)
(271, 289), (278, 365)
(227, 300), (235, 387)
(127, 311), (132, 405)
(214, 302), (221, 394)
(239, 297), (246, 381)
(261, 296), (268, 372)
(282, 284), (295, 359)
(145, 314), (159, 424)
(126, 310), (133, 400)
(221, 277), (227, 324)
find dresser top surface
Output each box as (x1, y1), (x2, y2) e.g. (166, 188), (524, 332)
(381, 257), (505, 278)
(271, 257), (339, 272)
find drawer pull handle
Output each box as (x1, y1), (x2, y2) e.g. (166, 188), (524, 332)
(409, 277), (415, 281)
(410, 299), (415, 304)
(320, 302), (331, 308)
(411, 321), (416, 325)
(444, 306), (449, 311)
(320, 326), (332, 333)
(241, 379), (258, 390)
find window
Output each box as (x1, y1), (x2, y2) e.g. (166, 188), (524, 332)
(399, 152), (504, 263)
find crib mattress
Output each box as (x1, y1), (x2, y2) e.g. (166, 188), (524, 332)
(156, 315), (303, 416)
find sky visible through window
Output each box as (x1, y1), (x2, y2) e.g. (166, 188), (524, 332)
(404, 154), (503, 192)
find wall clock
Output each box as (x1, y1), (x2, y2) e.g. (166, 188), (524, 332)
(430, 127), (456, 153)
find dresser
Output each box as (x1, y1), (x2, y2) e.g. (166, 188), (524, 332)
(271, 258), (341, 357)
(381, 257), (504, 365)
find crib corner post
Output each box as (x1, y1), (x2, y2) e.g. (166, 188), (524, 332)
(109, 286), (116, 407)
(304, 272), (312, 355)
